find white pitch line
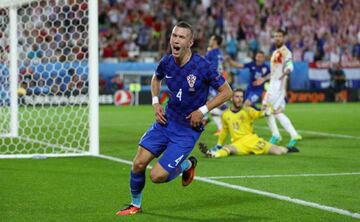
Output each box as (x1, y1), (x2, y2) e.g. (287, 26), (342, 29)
(97, 154), (152, 169)
(206, 172), (360, 179)
(107, 123), (360, 140)
(96, 154), (360, 219)
(256, 126), (360, 140)
(196, 177), (360, 219)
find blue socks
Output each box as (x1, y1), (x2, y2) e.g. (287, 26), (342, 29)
(129, 161), (191, 206)
(130, 171), (145, 207)
(180, 159), (191, 172)
(166, 160), (191, 182)
(131, 193), (142, 208)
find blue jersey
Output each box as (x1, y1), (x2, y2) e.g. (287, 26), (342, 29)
(244, 61), (270, 92)
(205, 48), (227, 110)
(155, 53), (225, 128)
(205, 48), (224, 74)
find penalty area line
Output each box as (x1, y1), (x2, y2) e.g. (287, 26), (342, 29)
(96, 154), (360, 219)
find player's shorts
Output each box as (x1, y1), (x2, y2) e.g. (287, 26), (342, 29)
(231, 134), (272, 155)
(139, 120), (201, 174)
(262, 91), (286, 111)
(245, 90), (263, 104)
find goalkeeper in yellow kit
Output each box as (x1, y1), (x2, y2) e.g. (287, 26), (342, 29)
(199, 88), (299, 158)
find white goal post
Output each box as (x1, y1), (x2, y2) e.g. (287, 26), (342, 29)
(0, 0), (99, 158)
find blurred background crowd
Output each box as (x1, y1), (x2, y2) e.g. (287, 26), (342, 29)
(1, 0), (359, 101)
(99, 0), (360, 63)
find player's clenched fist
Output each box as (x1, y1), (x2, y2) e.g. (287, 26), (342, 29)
(153, 103), (167, 124)
(186, 110), (203, 128)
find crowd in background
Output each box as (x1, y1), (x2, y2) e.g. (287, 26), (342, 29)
(99, 0), (360, 63)
(1, 0), (360, 100)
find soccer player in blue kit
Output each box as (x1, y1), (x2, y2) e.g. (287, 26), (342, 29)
(117, 21), (232, 216)
(205, 35), (224, 74)
(227, 51), (270, 107)
(204, 35), (227, 135)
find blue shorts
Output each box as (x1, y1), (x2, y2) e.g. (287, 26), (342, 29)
(139, 121), (201, 174)
(245, 90), (263, 104)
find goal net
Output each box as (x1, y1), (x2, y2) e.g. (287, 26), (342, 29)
(0, 0), (99, 158)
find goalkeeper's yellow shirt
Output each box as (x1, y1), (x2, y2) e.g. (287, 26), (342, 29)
(217, 107), (265, 146)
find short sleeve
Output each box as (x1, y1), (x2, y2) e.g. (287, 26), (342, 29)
(155, 56), (167, 80)
(284, 50), (294, 72)
(204, 51), (213, 63)
(244, 62), (252, 69)
(206, 63), (226, 90)
(285, 50), (292, 61)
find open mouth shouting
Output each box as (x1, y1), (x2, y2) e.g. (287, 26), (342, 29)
(172, 45), (181, 56)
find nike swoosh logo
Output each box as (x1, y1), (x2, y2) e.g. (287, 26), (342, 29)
(167, 164), (175, 168)
(165, 75), (173, 79)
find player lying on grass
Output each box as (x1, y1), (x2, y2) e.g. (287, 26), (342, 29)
(199, 88), (299, 158)
(116, 21), (232, 216)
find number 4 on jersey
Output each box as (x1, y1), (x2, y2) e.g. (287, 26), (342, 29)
(176, 88), (182, 101)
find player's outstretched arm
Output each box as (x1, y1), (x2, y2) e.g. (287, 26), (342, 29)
(151, 75), (167, 124)
(225, 55), (244, 69)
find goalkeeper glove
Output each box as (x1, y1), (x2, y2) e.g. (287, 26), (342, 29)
(264, 105), (274, 116)
(210, 144), (222, 152)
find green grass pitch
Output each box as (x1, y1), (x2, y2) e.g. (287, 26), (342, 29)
(0, 103), (359, 221)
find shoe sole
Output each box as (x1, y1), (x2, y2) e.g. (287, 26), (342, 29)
(116, 209), (142, 216)
(287, 147), (300, 153)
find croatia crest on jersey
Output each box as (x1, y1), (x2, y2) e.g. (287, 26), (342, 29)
(187, 74), (196, 92)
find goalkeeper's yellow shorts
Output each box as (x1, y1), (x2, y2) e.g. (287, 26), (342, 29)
(231, 134), (272, 155)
